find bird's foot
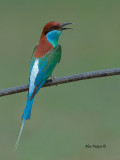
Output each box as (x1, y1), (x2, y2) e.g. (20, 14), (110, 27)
(50, 74), (56, 81)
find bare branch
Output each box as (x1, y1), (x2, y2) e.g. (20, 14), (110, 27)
(0, 68), (120, 97)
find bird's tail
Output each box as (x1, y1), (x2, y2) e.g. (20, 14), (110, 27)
(14, 96), (34, 151)
(22, 95), (34, 120)
(14, 119), (25, 151)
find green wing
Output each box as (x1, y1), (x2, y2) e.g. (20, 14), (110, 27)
(29, 45), (62, 99)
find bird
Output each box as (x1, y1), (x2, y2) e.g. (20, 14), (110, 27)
(14, 21), (72, 150)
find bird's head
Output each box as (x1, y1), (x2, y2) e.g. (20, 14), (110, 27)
(41, 21), (72, 47)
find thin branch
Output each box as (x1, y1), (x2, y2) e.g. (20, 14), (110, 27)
(0, 68), (120, 97)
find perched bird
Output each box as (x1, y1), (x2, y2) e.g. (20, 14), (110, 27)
(14, 21), (72, 150)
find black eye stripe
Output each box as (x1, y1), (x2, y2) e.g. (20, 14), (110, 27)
(50, 26), (54, 29)
(45, 26), (59, 35)
(50, 26), (59, 29)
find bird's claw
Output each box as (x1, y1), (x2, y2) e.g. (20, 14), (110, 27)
(50, 74), (56, 81)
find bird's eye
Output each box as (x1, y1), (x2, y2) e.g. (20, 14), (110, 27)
(50, 26), (54, 29)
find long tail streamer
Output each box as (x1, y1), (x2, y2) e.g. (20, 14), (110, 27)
(14, 119), (25, 151)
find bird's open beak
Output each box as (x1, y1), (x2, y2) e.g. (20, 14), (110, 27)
(60, 23), (72, 30)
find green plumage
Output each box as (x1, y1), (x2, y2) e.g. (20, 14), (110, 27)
(30, 45), (61, 97)
(22, 45), (62, 120)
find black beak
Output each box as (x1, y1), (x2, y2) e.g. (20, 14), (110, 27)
(60, 23), (72, 30)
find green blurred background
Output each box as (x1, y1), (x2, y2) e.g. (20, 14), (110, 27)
(0, 0), (120, 159)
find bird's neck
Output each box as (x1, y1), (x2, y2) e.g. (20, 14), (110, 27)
(34, 30), (62, 58)
(34, 36), (53, 58)
(46, 30), (62, 48)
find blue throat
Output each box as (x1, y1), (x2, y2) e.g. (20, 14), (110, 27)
(46, 30), (62, 47)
